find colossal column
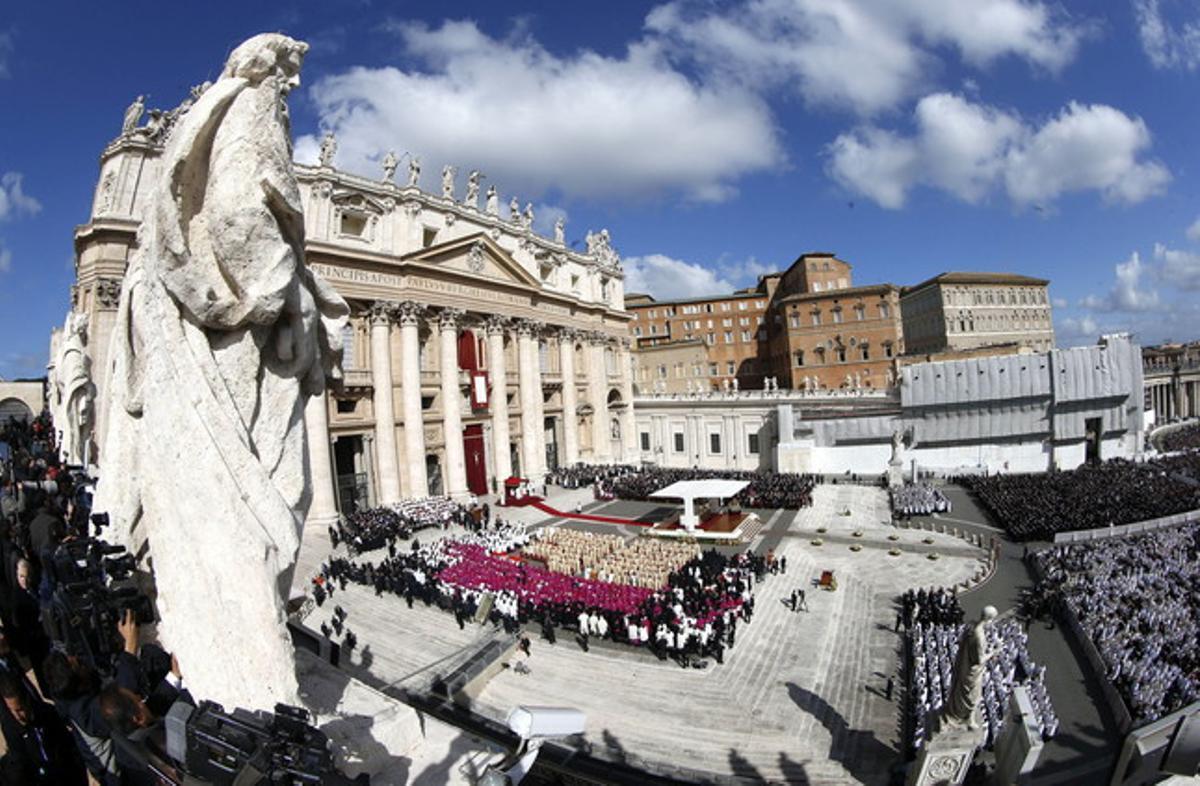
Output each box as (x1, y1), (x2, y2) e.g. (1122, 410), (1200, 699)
(588, 332), (612, 463)
(438, 308), (469, 499)
(369, 302), (402, 505)
(617, 338), (636, 463)
(396, 301), (428, 497)
(531, 328), (548, 476)
(516, 320), (543, 481)
(303, 392), (339, 528)
(559, 329), (580, 466)
(485, 316), (513, 484)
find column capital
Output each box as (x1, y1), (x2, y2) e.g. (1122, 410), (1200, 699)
(369, 300), (397, 326)
(394, 300), (427, 327)
(437, 307), (466, 331)
(514, 318), (544, 338)
(483, 314), (511, 336)
(584, 329), (612, 346)
(94, 277), (123, 311)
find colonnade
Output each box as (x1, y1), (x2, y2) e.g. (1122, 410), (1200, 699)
(305, 299), (631, 520)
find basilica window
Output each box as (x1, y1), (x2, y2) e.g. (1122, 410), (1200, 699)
(709, 432), (722, 454)
(422, 227), (437, 247)
(673, 432), (685, 452)
(339, 211), (368, 238)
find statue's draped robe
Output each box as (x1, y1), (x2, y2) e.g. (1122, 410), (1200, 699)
(58, 331), (93, 465)
(96, 69), (346, 711)
(944, 621), (988, 728)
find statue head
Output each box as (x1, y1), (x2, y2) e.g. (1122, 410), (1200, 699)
(981, 605), (998, 621)
(222, 33), (308, 90)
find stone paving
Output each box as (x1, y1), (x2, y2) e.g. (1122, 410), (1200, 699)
(303, 485), (987, 784)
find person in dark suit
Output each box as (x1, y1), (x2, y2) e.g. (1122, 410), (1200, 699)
(0, 670), (88, 784)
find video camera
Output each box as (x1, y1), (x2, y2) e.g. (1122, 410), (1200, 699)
(166, 700), (368, 786)
(43, 534), (156, 673)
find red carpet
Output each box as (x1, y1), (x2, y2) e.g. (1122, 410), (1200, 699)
(528, 500), (654, 527)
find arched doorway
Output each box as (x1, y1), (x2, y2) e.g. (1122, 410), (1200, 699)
(0, 398), (33, 424)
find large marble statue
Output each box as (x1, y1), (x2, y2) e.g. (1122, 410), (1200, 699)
(122, 95), (145, 136)
(509, 196), (521, 222)
(523, 202), (534, 230)
(485, 185), (498, 216)
(95, 33), (348, 712)
(407, 156), (421, 188)
(441, 165), (456, 200)
(553, 216), (565, 245)
(941, 606), (998, 730)
(54, 312), (96, 466)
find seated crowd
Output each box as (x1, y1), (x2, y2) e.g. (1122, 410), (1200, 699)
(891, 483), (952, 518)
(0, 414), (190, 785)
(546, 464), (637, 489)
(1030, 523), (1200, 724)
(1159, 422), (1200, 453)
(959, 454), (1200, 541)
(318, 523), (775, 667)
(333, 496), (481, 554)
(906, 616), (1057, 755)
(522, 527), (699, 589)
(585, 465), (817, 510)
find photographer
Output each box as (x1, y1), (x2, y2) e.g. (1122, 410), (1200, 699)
(43, 610), (145, 786)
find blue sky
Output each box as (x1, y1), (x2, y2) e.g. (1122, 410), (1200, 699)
(2, 0), (1200, 379)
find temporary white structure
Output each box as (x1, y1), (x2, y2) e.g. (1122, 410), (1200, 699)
(650, 479), (749, 531)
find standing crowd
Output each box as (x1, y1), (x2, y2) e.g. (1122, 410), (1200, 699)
(890, 483), (951, 518)
(583, 465), (817, 510)
(332, 497), (482, 554)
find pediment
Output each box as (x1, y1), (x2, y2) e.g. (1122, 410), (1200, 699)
(331, 190), (388, 215)
(404, 232), (542, 289)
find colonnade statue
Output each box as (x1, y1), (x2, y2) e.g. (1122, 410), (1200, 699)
(94, 33), (349, 711)
(53, 312), (96, 467)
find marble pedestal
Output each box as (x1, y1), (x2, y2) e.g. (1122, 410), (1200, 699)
(908, 726), (984, 786)
(888, 459), (905, 488)
(296, 651), (424, 783)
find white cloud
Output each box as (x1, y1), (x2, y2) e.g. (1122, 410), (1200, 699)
(299, 20), (782, 202)
(1080, 251), (1161, 312)
(1058, 314), (1099, 342)
(0, 31), (11, 79)
(828, 94), (1170, 208)
(1154, 242), (1200, 291)
(1052, 297), (1068, 308)
(646, 0), (1090, 115)
(1187, 215), (1200, 242)
(1133, 0), (1200, 70)
(623, 254), (737, 299)
(0, 172), (41, 221)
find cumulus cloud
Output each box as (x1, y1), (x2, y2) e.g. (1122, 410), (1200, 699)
(623, 254), (738, 299)
(828, 94), (1170, 208)
(1154, 242), (1200, 291)
(1080, 251), (1161, 312)
(298, 20), (782, 202)
(0, 173), (41, 221)
(1187, 215), (1200, 242)
(646, 0), (1090, 115)
(1134, 0), (1200, 70)
(1052, 297), (1068, 308)
(1058, 314), (1099, 343)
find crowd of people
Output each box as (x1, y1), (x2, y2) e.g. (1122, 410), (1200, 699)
(1030, 523), (1200, 724)
(546, 464), (637, 489)
(332, 496), (481, 554)
(898, 588), (964, 630)
(0, 413), (191, 784)
(891, 483), (952, 518)
(906, 617), (1057, 755)
(1160, 422), (1200, 453)
(585, 465), (817, 510)
(317, 521), (776, 667)
(959, 454), (1200, 540)
(522, 528), (699, 589)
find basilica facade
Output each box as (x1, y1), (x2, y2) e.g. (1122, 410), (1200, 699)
(71, 126), (634, 522)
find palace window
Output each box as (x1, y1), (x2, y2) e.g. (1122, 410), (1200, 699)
(794, 350), (805, 366)
(709, 363), (718, 375)
(724, 331), (734, 343)
(707, 332), (716, 345)
(790, 314), (800, 328)
(861, 345), (870, 361)
(832, 309), (843, 324)
(741, 331), (751, 342)
(811, 312), (822, 326)
(884, 342), (894, 358)
(854, 304), (865, 320)
(879, 302), (890, 319)
(738, 302), (748, 311)
(727, 361), (736, 374)
(657, 365), (667, 379)
(739, 317), (750, 326)
(723, 318), (733, 327)
(836, 348), (847, 363)
(814, 347), (826, 364)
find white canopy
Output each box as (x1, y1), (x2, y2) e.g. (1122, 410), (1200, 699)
(650, 479), (749, 502)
